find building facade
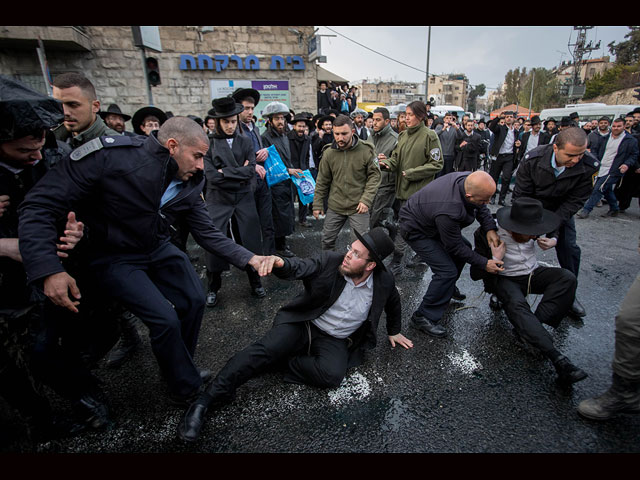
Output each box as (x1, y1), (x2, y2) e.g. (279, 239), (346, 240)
(0, 26), (319, 126)
(358, 73), (469, 109)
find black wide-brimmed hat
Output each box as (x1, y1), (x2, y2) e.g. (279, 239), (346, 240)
(315, 115), (334, 128)
(99, 104), (131, 121)
(497, 197), (561, 236)
(291, 113), (313, 129)
(231, 87), (260, 106)
(354, 227), (396, 271)
(208, 97), (244, 119)
(530, 115), (541, 125)
(132, 106), (167, 135)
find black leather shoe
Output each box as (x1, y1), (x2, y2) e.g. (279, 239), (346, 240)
(410, 313), (446, 337)
(452, 286), (466, 301)
(569, 298), (586, 318)
(251, 285), (266, 298)
(276, 248), (295, 258)
(177, 402), (208, 442)
(206, 290), (218, 307)
(554, 356), (588, 384)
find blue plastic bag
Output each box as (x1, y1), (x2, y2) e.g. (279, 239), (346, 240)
(291, 170), (316, 205)
(264, 144), (290, 187)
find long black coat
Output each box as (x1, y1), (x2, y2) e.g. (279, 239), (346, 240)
(203, 132), (261, 271)
(273, 251), (402, 367)
(262, 127), (295, 238)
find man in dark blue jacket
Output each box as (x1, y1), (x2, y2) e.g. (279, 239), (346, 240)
(576, 117), (640, 218)
(18, 117), (277, 406)
(398, 171), (504, 337)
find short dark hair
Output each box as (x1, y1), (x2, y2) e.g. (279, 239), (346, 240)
(333, 114), (353, 129)
(555, 126), (587, 150)
(373, 107), (390, 120)
(53, 72), (97, 100)
(406, 101), (427, 121)
(613, 117), (626, 124)
(238, 95), (256, 105)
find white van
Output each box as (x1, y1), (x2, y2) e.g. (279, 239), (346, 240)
(430, 105), (465, 122)
(539, 103), (638, 125)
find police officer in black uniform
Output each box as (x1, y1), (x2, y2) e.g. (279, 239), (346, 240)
(512, 126), (599, 318)
(18, 117), (276, 405)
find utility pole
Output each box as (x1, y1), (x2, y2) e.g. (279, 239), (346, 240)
(567, 26), (600, 101)
(425, 26), (431, 102)
(528, 69), (535, 119)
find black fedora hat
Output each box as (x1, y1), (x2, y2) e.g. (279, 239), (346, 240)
(354, 227), (396, 272)
(231, 87), (260, 105)
(99, 104), (131, 121)
(496, 197), (561, 236)
(530, 115), (541, 125)
(132, 106), (167, 135)
(316, 115), (334, 128)
(291, 113), (313, 129)
(208, 97), (244, 119)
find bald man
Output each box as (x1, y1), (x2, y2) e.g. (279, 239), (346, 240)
(398, 171), (504, 337)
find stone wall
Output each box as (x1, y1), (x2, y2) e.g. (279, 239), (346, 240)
(0, 26), (318, 120)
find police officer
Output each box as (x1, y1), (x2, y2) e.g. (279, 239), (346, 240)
(18, 117), (276, 406)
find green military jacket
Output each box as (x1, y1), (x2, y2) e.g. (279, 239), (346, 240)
(385, 122), (443, 200)
(313, 135), (381, 216)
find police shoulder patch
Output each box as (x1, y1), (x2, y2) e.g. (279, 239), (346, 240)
(70, 138), (104, 161)
(69, 135), (137, 161)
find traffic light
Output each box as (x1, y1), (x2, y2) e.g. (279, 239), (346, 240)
(146, 57), (161, 86)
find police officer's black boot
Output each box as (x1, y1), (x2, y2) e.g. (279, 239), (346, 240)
(577, 373), (640, 420)
(105, 312), (141, 368)
(389, 251), (404, 276)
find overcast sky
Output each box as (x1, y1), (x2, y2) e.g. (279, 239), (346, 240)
(314, 26), (631, 94)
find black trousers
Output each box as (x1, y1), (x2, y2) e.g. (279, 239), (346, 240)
(93, 242), (205, 396)
(254, 175), (276, 255)
(489, 153), (514, 201)
(201, 322), (350, 406)
(493, 266), (576, 358)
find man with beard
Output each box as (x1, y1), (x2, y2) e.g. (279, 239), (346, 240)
(99, 104), (135, 137)
(368, 107), (398, 229)
(203, 97), (266, 307)
(487, 111), (520, 205)
(176, 227), (413, 442)
(287, 114), (315, 228)
(351, 109), (369, 141)
(261, 102), (296, 257)
(312, 115), (380, 251)
(516, 116), (550, 166)
(51, 73), (119, 148)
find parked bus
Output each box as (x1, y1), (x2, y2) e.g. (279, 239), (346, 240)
(430, 105), (465, 122)
(539, 103), (638, 125)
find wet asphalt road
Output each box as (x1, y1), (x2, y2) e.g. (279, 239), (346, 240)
(7, 197), (640, 454)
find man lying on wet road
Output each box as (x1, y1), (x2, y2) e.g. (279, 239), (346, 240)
(177, 226), (413, 442)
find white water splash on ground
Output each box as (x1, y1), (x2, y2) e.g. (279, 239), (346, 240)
(447, 349), (482, 376)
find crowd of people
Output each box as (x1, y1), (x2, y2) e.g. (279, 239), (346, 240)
(1, 72), (639, 449)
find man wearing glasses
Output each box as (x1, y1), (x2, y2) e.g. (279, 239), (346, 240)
(176, 227), (413, 442)
(512, 127), (600, 319)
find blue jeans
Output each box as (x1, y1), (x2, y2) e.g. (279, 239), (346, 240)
(583, 175), (620, 213)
